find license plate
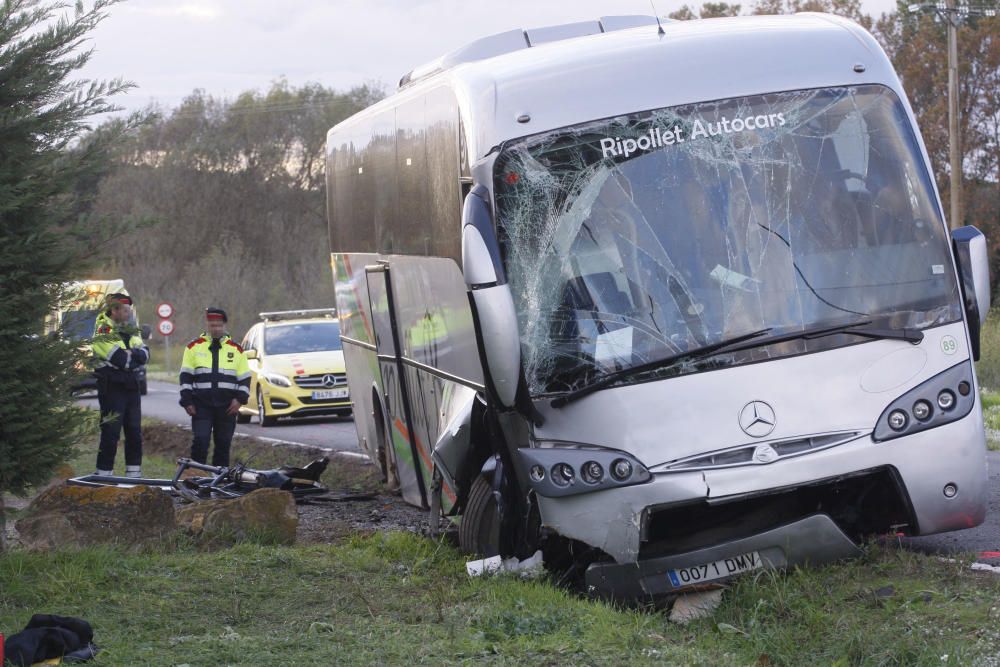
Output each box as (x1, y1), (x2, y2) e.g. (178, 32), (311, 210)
(667, 551), (762, 587)
(312, 388), (348, 400)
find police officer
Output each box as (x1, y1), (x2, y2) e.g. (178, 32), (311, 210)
(179, 308), (251, 467)
(91, 293), (148, 477)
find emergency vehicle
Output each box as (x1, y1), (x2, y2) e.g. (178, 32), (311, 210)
(238, 309), (352, 425)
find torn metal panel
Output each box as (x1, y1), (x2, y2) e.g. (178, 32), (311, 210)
(431, 385), (478, 496)
(534, 471), (708, 563)
(494, 85), (961, 398)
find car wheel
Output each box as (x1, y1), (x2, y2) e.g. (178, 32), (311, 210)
(458, 475), (501, 557)
(257, 387), (277, 427)
(236, 411), (251, 424)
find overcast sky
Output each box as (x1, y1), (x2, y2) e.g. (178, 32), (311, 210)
(80, 0), (899, 115)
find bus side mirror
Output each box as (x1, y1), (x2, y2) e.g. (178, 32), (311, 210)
(952, 225), (991, 360)
(140, 324), (152, 340)
(462, 185), (520, 407)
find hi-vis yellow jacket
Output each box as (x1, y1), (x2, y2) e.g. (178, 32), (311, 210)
(91, 311), (148, 383)
(179, 333), (251, 408)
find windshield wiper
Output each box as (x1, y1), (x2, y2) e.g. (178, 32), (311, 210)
(717, 318), (924, 356)
(550, 327), (772, 408)
(550, 319), (924, 409)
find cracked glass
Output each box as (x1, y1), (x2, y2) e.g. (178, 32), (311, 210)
(494, 85), (963, 396)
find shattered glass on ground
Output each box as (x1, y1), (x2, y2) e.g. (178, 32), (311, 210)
(494, 85), (962, 396)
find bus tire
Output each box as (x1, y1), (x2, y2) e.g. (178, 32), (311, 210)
(373, 397), (400, 494)
(459, 474), (500, 557)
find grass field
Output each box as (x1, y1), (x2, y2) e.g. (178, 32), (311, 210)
(3, 314), (1000, 666)
(1, 536), (999, 666)
(3, 422), (999, 666)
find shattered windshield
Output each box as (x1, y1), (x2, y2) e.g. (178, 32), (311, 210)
(494, 85), (962, 396)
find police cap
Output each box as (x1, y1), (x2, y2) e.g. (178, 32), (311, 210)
(106, 293), (132, 308)
(205, 307), (228, 323)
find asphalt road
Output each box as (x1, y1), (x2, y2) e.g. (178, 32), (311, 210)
(77, 380), (361, 452)
(78, 382), (999, 559)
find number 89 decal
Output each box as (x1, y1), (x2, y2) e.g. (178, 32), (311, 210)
(940, 335), (958, 356)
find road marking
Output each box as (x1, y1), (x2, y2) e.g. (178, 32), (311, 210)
(160, 420), (371, 463)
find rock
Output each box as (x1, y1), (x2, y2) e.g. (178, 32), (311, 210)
(875, 585), (895, 598)
(175, 488), (297, 545)
(668, 589), (724, 624)
(35, 463), (80, 495)
(16, 484), (176, 550)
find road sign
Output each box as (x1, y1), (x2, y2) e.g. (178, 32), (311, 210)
(156, 302), (174, 319)
(158, 319), (175, 336)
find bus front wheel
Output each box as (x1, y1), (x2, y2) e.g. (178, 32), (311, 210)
(459, 475), (500, 557)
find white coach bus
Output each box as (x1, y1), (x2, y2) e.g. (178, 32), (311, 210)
(326, 14), (991, 598)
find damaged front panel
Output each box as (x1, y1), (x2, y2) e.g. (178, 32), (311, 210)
(494, 85), (961, 399)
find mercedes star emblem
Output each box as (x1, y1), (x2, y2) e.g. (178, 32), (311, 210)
(753, 444), (779, 463)
(322, 374), (337, 388)
(739, 400), (776, 438)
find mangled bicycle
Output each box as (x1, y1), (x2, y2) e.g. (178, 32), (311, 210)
(68, 456), (332, 502)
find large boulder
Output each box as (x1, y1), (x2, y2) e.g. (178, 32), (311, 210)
(175, 488), (297, 545)
(16, 484), (176, 550)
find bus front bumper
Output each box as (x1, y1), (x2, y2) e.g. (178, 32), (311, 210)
(532, 413), (987, 595)
(584, 513), (859, 600)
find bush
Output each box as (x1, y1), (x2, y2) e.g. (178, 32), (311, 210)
(0, 0), (132, 546)
(975, 309), (1000, 390)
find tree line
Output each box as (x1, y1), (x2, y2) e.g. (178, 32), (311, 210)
(88, 0), (997, 359)
(90, 82), (383, 350)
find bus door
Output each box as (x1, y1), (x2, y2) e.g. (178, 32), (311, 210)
(365, 263), (428, 508)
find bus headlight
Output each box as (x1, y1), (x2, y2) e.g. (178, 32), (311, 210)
(912, 400), (932, 421)
(581, 461), (604, 484)
(610, 458), (633, 481)
(518, 446), (650, 498)
(551, 463), (575, 487)
(873, 361), (975, 442)
(937, 390), (956, 411)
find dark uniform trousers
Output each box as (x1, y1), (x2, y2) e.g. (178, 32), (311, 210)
(96, 379), (142, 471)
(190, 403), (237, 467)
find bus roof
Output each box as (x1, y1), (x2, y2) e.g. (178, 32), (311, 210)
(331, 14), (901, 162)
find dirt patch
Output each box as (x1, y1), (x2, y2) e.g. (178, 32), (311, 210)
(142, 422), (193, 458)
(140, 421), (428, 544)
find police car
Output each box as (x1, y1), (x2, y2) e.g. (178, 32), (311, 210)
(237, 309), (351, 426)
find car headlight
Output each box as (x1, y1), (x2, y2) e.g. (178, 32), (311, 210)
(261, 371), (291, 387)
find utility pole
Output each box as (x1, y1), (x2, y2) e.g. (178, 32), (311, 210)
(946, 0), (962, 230)
(908, 1), (997, 230)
